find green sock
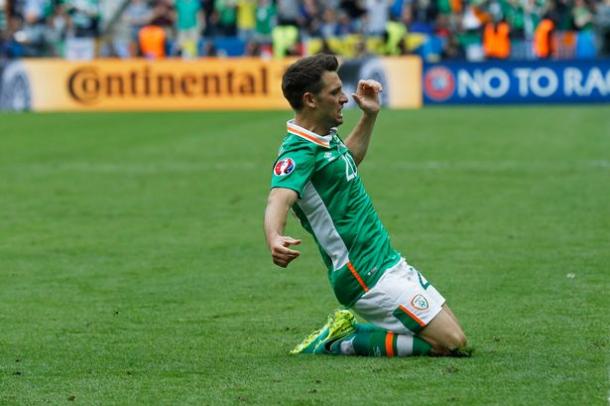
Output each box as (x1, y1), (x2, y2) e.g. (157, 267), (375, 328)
(330, 323), (432, 357)
(411, 336), (432, 355)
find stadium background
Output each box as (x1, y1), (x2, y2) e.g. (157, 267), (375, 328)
(1, 0), (609, 404)
(1, 0), (610, 108)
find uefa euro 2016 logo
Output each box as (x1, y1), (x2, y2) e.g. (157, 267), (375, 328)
(274, 158), (295, 177)
(424, 66), (456, 102)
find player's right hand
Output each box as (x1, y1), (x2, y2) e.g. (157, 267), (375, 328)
(352, 79), (383, 115)
(270, 236), (301, 268)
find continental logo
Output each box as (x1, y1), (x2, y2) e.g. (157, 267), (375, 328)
(67, 66), (270, 104)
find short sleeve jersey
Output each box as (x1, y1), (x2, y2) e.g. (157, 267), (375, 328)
(271, 120), (401, 306)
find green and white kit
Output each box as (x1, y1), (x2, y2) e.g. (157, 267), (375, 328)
(271, 121), (445, 333)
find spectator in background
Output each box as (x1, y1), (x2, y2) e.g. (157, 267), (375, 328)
(47, 3), (70, 57)
(300, 0), (322, 37)
(124, 0), (152, 56)
(63, 0), (100, 60)
(149, 0), (175, 47)
(237, 0), (256, 40)
(0, 0), (6, 56)
(390, 0), (406, 19)
(526, 0), (546, 34)
(175, 0), (203, 58)
(596, 0), (610, 55)
(505, 0), (534, 58)
(105, 7), (131, 58)
(255, 0), (276, 42)
(483, 18), (511, 59)
(460, 1), (488, 60)
(399, 2), (412, 28)
(139, 20), (167, 58)
(320, 8), (339, 38)
(272, 21), (299, 57)
(216, 0), (237, 36)
(573, 0), (595, 29)
(21, 0), (53, 56)
(522, 0), (544, 58)
(552, 0), (574, 30)
(66, 0), (100, 38)
(2, 0), (610, 61)
(335, 10), (356, 35)
(504, 0), (526, 40)
(0, 0), (5, 30)
(136, 0), (175, 58)
(202, 0), (218, 37)
(365, 0), (390, 35)
(407, 0), (436, 27)
(340, 0), (367, 32)
(383, 15), (407, 54)
(435, 13), (451, 38)
(573, 0), (596, 57)
(533, 16), (554, 58)
(272, 0), (301, 57)
(277, 0), (302, 27)
(442, 33), (466, 59)
(4, 16), (27, 58)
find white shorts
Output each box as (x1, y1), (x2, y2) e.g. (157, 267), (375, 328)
(352, 259), (446, 335)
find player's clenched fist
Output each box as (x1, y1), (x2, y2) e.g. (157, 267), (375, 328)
(352, 79), (383, 115)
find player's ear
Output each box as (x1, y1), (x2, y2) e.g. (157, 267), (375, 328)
(302, 92), (316, 109)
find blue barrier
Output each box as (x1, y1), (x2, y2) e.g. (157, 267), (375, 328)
(423, 60), (610, 104)
(198, 37), (247, 57)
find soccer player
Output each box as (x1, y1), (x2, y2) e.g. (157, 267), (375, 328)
(264, 54), (469, 357)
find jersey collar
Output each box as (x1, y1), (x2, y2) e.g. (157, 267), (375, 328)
(287, 120), (334, 148)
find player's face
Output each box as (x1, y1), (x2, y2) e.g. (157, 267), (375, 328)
(314, 71), (348, 128)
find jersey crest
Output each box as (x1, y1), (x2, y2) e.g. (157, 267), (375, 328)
(411, 294), (429, 310)
(274, 158), (295, 176)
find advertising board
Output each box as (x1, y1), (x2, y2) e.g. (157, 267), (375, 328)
(423, 60), (610, 104)
(0, 57), (421, 111)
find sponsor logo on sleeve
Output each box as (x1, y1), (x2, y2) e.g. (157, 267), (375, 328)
(274, 158), (295, 176)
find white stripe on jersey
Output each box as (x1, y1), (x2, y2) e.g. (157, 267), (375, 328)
(297, 181), (349, 271)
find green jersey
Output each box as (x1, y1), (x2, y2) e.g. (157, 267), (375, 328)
(176, 0), (201, 30)
(271, 121), (401, 306)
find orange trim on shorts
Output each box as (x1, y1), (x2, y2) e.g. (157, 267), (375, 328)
(385, 332), (395, 357)
(398, 304), (426, 327)
(347, 261), (369, 292)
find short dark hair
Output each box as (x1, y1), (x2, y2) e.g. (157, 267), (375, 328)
(281, 54), (339, 111)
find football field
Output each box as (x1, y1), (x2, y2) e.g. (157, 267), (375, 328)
(1, 107), (609, 404)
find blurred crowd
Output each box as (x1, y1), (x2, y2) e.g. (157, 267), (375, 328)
(1, 0), (610, 61)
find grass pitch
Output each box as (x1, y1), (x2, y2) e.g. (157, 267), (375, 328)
(1, 107), (609, 404)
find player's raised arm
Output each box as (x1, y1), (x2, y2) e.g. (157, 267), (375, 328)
(344, 80), (383, 166)
(264, 188), (301, 268)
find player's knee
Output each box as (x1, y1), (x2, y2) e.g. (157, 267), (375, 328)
(437, 330), (467, 353)
(447, 330), (467, 350)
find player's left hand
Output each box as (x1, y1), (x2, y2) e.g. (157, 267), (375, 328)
(352, 79), (383, 115)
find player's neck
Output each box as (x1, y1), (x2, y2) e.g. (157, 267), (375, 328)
(293, 115), (331, 137)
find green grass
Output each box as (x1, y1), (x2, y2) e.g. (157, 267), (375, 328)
(0, 107), (609, 404)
